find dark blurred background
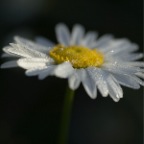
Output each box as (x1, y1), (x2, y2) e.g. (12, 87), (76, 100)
(0, 0), (143, 144)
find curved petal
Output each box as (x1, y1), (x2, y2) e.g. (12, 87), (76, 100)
(54, 62), (74, 78)
(38, 66), (55, 80)
(55, 23), (70, 45)
(68, 70), (81, 90)
(106, 75), (123, 102)
(70, 24), (85, 45)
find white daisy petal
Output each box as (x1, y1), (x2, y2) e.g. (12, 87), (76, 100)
(1, 24), (144, 102)
(90, 34), (113, 48)
(25, 66), (55, 80)
(35, 36), (55, 47)
(55, 23), (70, 46)
(54, 62), (74, 78)
(17, 58), (52, 69)
(87, 67), (109, 97)
(97, 80), (109, 97)
(106, 75), (123, 102)
(38, 66), (55, 80)
(104, 43), (139, 56)
(81, 69), (97, 99)
(14, 36), (50, 54)
(136, 72), (144, 79)
(112, 73), (140, 89)
(103, 62), (141, 75)
(8, 43), (49, 58)
(124, 62), (144, 67)
(132, 75), (144, 86)
(101, 39), (137, 53)
(110, 76), (123, 98)
(26, 67), (48, 76)
(1, 60), (18, 68)
(3, 46), (20, 57)
(119, 53), (143, 61)
(68, 71), (81, 90)
(70, 24), (85, 45)
(81, 31), (98, 47)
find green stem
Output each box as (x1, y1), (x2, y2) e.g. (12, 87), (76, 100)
(58, 86), (75, 144)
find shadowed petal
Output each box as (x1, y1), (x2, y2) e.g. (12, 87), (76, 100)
(70, 24), (85, 45)
(55, 23), (70, 46)
(1, 60), (18, 68)
(35, 36), (55, 47)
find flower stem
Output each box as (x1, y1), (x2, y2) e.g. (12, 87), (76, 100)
(58, 86), (75, 144)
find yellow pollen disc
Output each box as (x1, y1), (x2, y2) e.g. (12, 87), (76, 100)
(49, 45), (104, 68)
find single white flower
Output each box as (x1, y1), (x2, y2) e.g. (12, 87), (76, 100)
(1, 23), (144, 102)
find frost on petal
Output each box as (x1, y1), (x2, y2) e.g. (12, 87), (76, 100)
(17, 58), (51, 69)
(35, 36), (55, 47)
(14, 36), (50, 54)
(54, 62), (74, 78)
(81, 69), (97, 99)
(55, 23), (70, 46)
(70, 24), (85, 45)
(3, 46), (20, 57)
(7, 43), (49, 58)
(68, 70), (81, 90)
(1, 60), (18, 68)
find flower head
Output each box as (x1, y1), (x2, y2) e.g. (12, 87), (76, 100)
(1, 23), (144, 102)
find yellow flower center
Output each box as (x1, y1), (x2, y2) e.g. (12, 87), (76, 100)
(49, 45), (104, 68)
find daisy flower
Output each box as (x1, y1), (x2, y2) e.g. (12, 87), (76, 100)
(1, 23), (144, 102)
